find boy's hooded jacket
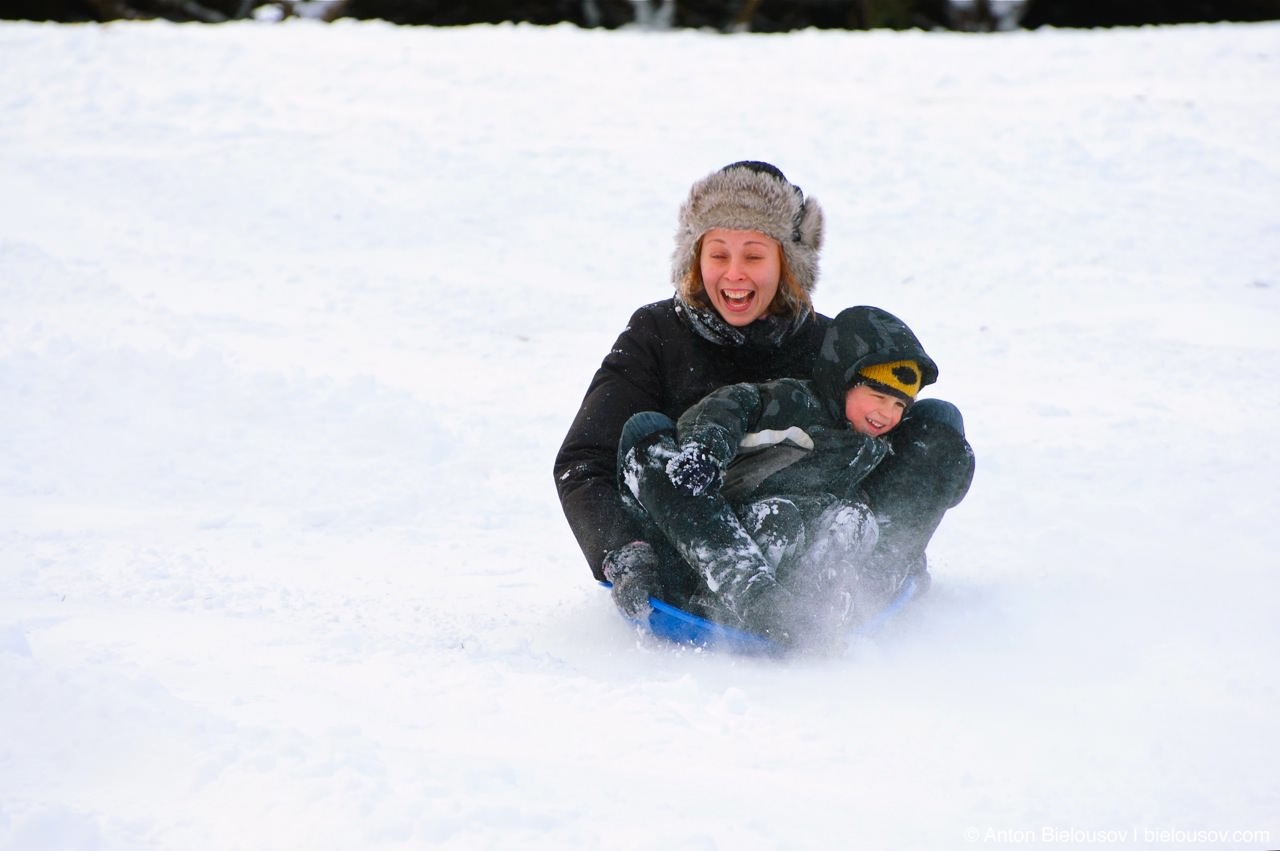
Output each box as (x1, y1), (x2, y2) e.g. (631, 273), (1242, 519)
(676, 305), (937, 504)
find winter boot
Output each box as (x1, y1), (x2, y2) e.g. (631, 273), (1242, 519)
(734, 571), (798, 646)
(903, 552), (932, 597)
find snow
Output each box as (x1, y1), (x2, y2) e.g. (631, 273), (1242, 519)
(3, 17), (1279, 851)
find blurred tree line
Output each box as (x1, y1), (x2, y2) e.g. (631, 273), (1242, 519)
(2, 0), (1277, 29)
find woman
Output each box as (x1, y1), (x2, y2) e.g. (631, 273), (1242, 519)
(553, 161), (830, 634)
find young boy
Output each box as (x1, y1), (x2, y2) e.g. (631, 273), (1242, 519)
(611, 305), (973, 645)
(665, 304), (936, 505)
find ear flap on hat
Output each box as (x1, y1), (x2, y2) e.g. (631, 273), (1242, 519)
(792, 194), (824, 263)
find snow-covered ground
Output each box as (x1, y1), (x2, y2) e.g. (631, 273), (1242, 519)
(3, 18), (1279, 851)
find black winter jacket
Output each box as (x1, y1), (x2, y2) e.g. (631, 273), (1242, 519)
(554, 298), (830, 581)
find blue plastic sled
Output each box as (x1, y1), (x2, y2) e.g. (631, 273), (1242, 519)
(603, 574), (923, 656)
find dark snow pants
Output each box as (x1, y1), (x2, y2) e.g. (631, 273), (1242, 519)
(617, 400), (974, 615)
(616, 412), (775, 620)
(616, 413), (877, 631)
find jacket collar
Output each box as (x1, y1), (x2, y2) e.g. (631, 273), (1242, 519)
(674, 295), (805, 349)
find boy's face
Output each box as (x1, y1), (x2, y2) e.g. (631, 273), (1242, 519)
(844, 384), (907, 437)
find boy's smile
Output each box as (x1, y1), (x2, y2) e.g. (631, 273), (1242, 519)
(845, 384), (907, 437)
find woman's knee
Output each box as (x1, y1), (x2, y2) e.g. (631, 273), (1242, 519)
(617, 411), (676, 464)
(908, 398), (965, 436)
(616, 413), (682, 510)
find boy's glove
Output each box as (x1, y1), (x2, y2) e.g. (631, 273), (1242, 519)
(665, 443), (721, 496)
(603, 541), (662, 618)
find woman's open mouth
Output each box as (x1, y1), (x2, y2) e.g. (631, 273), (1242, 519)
(720, 288), (755, 311)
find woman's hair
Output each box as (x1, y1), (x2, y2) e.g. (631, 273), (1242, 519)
(678, 235), (813, 321)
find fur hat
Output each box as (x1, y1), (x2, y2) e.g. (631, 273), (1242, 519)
(672, 161), (825, 299)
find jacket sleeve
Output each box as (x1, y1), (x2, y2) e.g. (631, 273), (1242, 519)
(553, 307), (669, 581)
(673, 382), (766, 469)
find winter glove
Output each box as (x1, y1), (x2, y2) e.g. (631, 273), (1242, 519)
(602, 540), (662, 618)
(665, 442), (722, 497)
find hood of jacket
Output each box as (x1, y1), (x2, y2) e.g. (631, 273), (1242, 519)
(813, 305), (939, 421)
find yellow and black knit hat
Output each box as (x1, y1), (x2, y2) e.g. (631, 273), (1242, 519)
(857, 360), (923, 402)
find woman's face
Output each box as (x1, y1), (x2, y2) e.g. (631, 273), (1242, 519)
(698, 228), (782, 327)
